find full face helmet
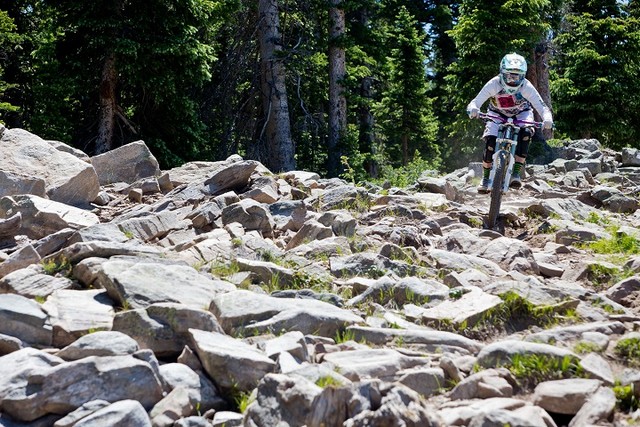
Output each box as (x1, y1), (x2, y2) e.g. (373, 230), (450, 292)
(499, 53), (527, 94)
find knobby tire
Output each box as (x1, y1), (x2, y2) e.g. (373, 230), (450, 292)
(488, 151), (508, 229)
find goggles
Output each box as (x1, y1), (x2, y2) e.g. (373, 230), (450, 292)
(503, 72), (524, 86)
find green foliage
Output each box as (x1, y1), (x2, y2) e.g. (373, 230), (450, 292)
(583, 226), (640, 256)
(210, 259), (240, 279)
(551, 2), (640, 149)
(6, 0), (640, 179)
(374, 6), (440, 169)
(506, 354), (583, 389)
(375, 151), (439, 188)
(231, 389), (253, 413)
(614, 336), (640, 366)
(25, 0), (236, 167)
(0, 9), (21, 120)
(573, 341), (602, 354)
(585, 263), (624, 290)
(334, 328), (356, 344)
(41, 257), (72, 277)
(614, 383), (639, 412)
(315, 375), (344, 388)
(480, 291), (568, 331)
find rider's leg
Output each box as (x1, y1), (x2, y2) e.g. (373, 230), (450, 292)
(478, 135), (497, 193)
(511, 126), (533, 188)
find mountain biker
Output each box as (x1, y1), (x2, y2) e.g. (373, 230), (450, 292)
(467, 52), (553, 193)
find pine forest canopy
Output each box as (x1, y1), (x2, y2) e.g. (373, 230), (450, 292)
(1, 0), (639, 183)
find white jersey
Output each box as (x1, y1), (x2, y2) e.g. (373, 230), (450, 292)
(467, 76), (553, 122)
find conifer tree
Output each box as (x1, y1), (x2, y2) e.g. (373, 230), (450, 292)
(551, 0), (640, 148)
(0, 9), (19, 120)
(28, 0), (234, 166)
(376, 6), (439, 168)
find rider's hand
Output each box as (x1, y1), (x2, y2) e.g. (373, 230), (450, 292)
(468, 107), (479, 119)
(543, 119), (553, 130)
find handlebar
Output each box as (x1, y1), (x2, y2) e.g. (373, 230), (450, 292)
(475, 111), (544, 129)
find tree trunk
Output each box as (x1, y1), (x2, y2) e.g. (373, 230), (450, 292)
(327, 0), (347, 177)
(359, 76), (378, 177)
(529, 42), (554, 139)
(401, 132), (409, 166)
(258, 0), (296, 172)
(95, 53), (117, 154)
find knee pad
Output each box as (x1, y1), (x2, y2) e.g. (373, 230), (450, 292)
(483, 136), (496, 163)
(516, 127), (533, 158)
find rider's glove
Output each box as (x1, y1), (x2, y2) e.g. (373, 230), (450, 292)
(543, 119), (553, 130)
(468, 107), (479, 119)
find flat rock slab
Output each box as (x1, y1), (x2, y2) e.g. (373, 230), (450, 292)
(95, 258), (236, 310)
(210, 290), (362, 337)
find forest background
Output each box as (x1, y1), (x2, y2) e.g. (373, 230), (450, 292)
(1, 0), (638, 185)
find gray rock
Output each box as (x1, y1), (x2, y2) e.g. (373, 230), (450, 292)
(421, 287), (502, 329)
(243, 373), (322, 427)
(321, 348), (428, 381)
(52, 400), (111, 427)
(115, 210), (184, 242)
(2, 355), (163, 421)
(221, 199), (274, 234)
(55, 331), (139, 360)
(72, 399), (152, 427)
(477, 340), (578, 368)
(243, 175), (278, 204)
(622, 147), (640, 166)
(0, 294), (52, 347)
(0, 245), (42, 279)
(113, 303), (224, 358)
(210, 290), (361, 337)
(533, 378), (602, 415)
(285, 220), (333, 250)
(0, 212), (22, 237)
(43, 289), (115, 347)
(91, 140), (160, 185)
(95, 258), (235, 310)
(149, 386), (193, 427)
(468, 408), (549, 427)
(347, 326), (482, 354)
(158, 363), (224, 412)
(568, 385), (616, 426)
(0, 332), (24, 356)
(396, 367), (446, 397)
(0, 266), (73, 298)
(189, 329), (276, 393)
(0, 194), (99, 240)
(449, 368), (517, 400)
(0, 348), (64, 408)
(0, 128), (100, 206)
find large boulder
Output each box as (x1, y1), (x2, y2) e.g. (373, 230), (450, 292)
(91, 141), (160, 185)
(0, 128), (100, 206)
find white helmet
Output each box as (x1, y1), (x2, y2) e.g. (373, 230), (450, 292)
(499, 53), (527, 94)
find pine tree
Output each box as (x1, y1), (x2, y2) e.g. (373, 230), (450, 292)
(551, 0), (640, 148)
(375, 6), (439, 168)
(28, 0), (235, 166)
(0, 9), (20, 120)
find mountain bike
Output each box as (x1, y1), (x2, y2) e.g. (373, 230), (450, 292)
(475, 112), (544, 230)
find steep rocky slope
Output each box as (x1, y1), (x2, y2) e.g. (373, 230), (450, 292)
(1, 125), (640, 426)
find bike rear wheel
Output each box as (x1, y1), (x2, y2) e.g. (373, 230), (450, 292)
(488, 151), (508, 229)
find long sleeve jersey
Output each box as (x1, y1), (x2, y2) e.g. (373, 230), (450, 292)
(467, 76), (553, 122)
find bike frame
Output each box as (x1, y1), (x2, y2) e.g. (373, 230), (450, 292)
(478, 112), (542, 193)
(475, 112), (543, 229)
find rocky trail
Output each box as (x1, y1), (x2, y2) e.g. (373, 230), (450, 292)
(1, 125), (640, 426)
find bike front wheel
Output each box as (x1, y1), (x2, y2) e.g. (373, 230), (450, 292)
(488, 151), (508, 229)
